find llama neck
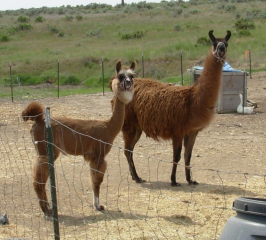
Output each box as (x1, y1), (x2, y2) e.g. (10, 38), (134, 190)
(107, 97), (125, 137)
(195, 48), (224, 108)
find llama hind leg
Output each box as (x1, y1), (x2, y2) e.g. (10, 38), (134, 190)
(171, 137), (183, 186)
(123, 127), (144, 183)
(184, 131), (198, 185)
(33, 156), (52, 216)
(88, 158), (107, 211)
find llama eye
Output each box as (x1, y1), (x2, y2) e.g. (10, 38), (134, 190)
(118, 75), (125, 82)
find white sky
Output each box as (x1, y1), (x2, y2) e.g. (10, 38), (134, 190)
(0, 0), (167, 11)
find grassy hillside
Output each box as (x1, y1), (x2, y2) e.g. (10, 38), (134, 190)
(0, 0), (265, 89)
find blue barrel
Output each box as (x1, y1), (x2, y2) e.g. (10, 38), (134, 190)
(219, 197), (266, 240)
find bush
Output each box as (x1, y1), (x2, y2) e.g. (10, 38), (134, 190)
(63, 75), (81, 85)
(174, 24), (181, 31)
(196, 36), (211, 45)
(16, 23), (33, 31)
(236, 12), (241, 19)
(225, 4), (236, 12)
(121, 30), (147, 40)
(76, 15), (83, 21)
(239, 29), (251, 36)
(0, 33), (9, 42)
(64, 15), (73, 21)
(86, 29), (101, 37)
(35, 16), (45, 22)
(234, 18), (255, 31)
(49, 25), (59, 34)
(57, 31), (64, 37)
(17, 15), (30, 23)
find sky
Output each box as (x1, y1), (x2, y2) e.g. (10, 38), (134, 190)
(0, 0), (167, 11)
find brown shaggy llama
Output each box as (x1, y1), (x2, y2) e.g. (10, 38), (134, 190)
(111, 30), (231, 186)
(22, 61), (135, 216)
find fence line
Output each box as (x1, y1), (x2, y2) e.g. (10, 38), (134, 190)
(1, 52), (190, 102)
(0, 96), (265, 239)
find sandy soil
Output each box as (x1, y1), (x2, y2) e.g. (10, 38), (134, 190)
(0, 71), (265, 240)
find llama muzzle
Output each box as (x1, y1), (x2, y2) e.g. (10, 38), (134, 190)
(119, 77), (133, 91)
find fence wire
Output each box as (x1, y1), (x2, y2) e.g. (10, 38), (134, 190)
(0, 94), (265, 240)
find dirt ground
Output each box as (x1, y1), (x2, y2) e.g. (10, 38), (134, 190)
(0, 71), (266, 240)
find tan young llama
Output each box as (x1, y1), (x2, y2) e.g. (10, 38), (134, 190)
(111, 30), (231, 186)
(22, 61), (135, 216)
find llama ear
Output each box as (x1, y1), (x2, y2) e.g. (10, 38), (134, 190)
(130, 61), (136, 71)
(116, 61), (122, 74)
(225, 30), (231, 42)
(208, 30), (215, 42)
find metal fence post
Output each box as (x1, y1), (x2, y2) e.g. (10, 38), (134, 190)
(248, 45), (252, 79)
(142, 52), (144, 78)
(57, 60), (60, 99)
(102, 56), (104, 96)
(45, 108), (60, 240)
(180, 50), (183, 86)
(9, 62), (14, 102)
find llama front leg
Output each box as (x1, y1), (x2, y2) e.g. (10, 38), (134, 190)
(33, 156), (53, 216)
(89, 159), (107, 211)
(123, 127), (145, 183)
(171, 138), (183, 186)
(184, 131), (198, 185)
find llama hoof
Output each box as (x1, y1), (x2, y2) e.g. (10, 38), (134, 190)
(95, 205), (105, 211)
(188, 180), (198, 185)
(135, 178), (146, 183)
(44, 208), (53, 217)
(171, 182), (181, 187)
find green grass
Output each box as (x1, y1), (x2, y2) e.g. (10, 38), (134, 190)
(0, 0), (265, 97)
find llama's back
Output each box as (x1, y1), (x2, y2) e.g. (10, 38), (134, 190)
(124, 78), (194, 140)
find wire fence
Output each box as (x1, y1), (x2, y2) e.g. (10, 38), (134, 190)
(0, 88), (265, 239)
(0, 52), (196, 102)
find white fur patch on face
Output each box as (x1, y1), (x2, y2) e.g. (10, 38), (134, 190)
(120, 89), (134, 104)
(119, 69), (135, 76)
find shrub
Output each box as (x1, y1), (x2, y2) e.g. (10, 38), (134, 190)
(49, 25), (59, 34)
(236, 12), (241, 19)
(196, 36), (211, 45)
(174, 24), (181, 31)
(57, 31), (64, 37)
(171, 7), (183, 17)
(261, 11), (266, 19)
(63, 75), (81, 85)
(35, 16), (45, 22)
(234, 18), (255, 31)
(86, 29), (101, 37)
(76, 15), (83, 21)
(121, 30), (147, 40)
(0, 33), (9, 42)
(239, 29), (251, 36)
(65, 15), (73, 21)
(225, 4), (236, 12)
(16, 23), (33, 31)
(189, 9), (199, 14)
(17, 15), (30, 23)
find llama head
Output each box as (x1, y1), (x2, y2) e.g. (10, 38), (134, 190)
(112, 61), (135, 104)
(209, 30), (231, 60)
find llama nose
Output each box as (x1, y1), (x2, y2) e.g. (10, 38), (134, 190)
(124, 77), (132, 89)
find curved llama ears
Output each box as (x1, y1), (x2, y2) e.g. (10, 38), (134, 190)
(116, 60), (136, 74)
(225, 30), (231, 42)
(209, 30), (231, 42)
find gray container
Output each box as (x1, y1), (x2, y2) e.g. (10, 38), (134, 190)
(192, 70), (247, 113)
(219, 197), (266, 240)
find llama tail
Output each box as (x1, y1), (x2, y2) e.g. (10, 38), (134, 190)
(22, 101), (45, 123)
